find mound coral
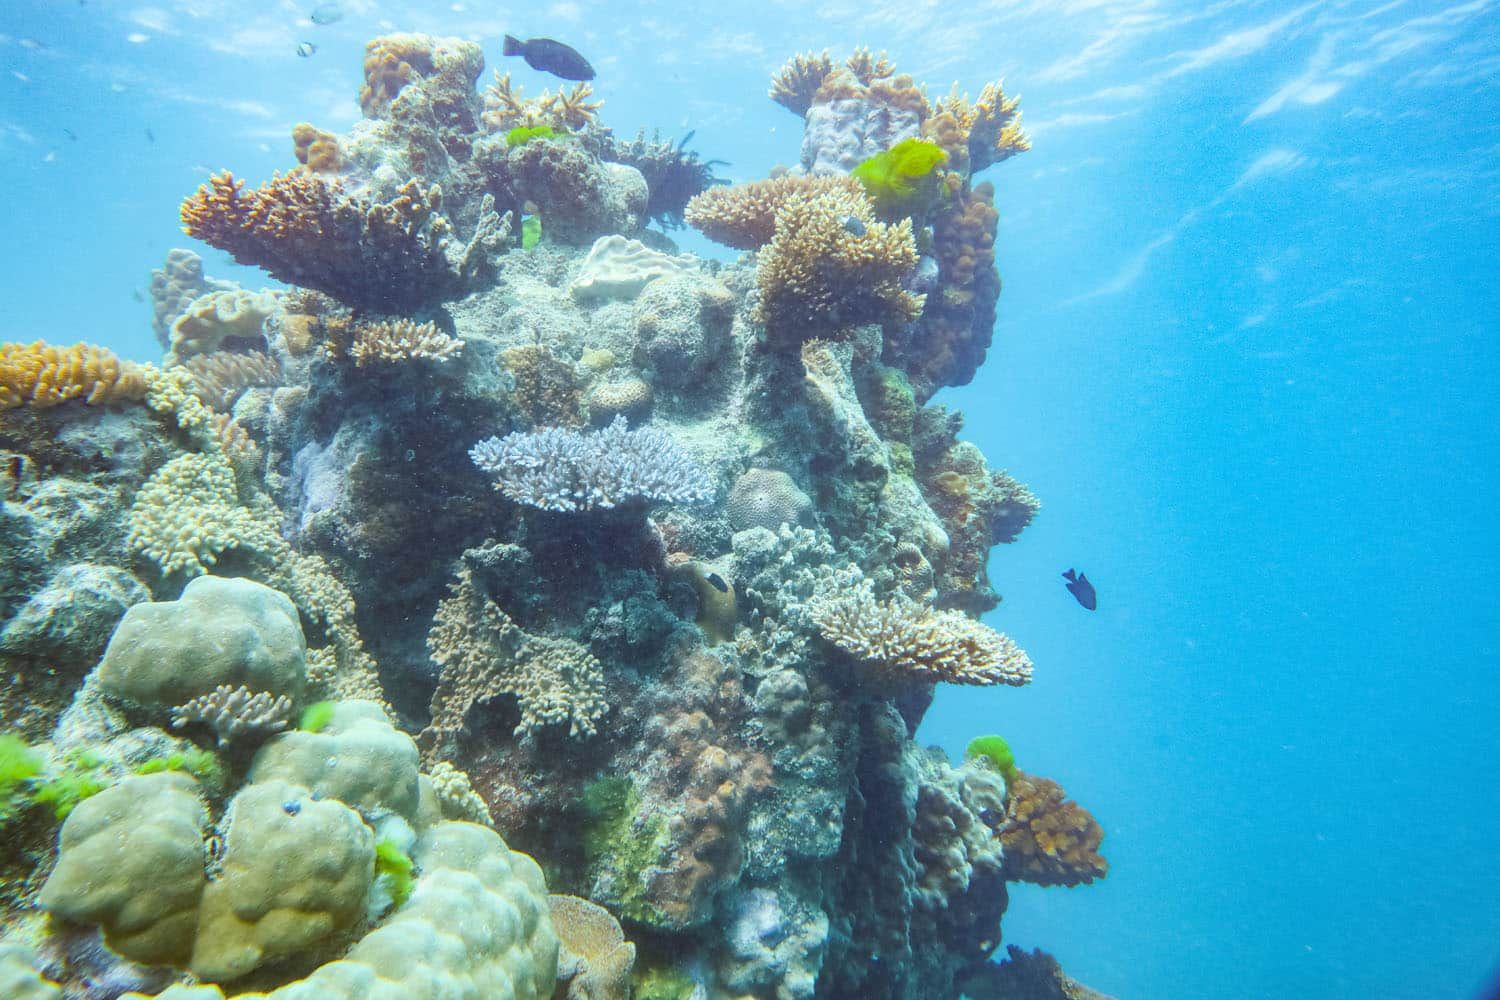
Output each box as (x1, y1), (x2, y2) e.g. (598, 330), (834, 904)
(1000, 771), (1108, 887)
(180, 171), (508, 314)
(165, 289), (277, 366)
(292, 122), (341, 173)
(0, 341), (146, 411)
(809, 582), (1033, 686)
(502, 344), (583, 427)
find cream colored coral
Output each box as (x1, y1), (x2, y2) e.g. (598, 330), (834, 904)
(166, 289), (278, 366)
(809, 581), (1032, 686)
(426, 761), (493, 825)
(0, 340), (146, 410)
(127, 452), (262, 576)
(685, 175), (863, 251)
(344, 319), (464, 367)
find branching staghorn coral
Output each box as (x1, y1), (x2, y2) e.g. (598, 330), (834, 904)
(769, 50), (836, 116)
(336, 319), (465, 367)
(170, 683), (293, 746)
(470, 416), (714, 513)
(685, 174), (864, 250)
(0, 341), (147, 411)
(180, 171), (507, 314)
(426, 567), (608, 739)
(809, 580), (1033, 686)
(999, 771), (1108, 887)
(932, 81), (1030, 173)
(482, 72), (602, 131)
(755, 183), (922, 343)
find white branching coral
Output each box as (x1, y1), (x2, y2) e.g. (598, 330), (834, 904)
(470, 415), (714, 513)
(171, 684), (293, 746)
(809, 581), (1033, 686)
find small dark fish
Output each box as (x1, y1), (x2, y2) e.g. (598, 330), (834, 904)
(503, 34), (595, 81)
(1062, 568), (1097, 611)
(705, 572), (729, 594)
(131, 288), (144, 302)
(62, 128), (77, 141)
(841, 215), (866, 237)
(144, 127), (155, 143)
(308, 1), (343, 24)
(296, 41), (317, 58)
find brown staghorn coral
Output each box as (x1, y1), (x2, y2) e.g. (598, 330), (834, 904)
(292, 122), (341, 173)
(755, 184), (922, 343)
(1, 341), (146, 411)
(338, 319), (465, 367)
(685, 174), (863, 251)
(809, 582), (1033, 686)
(481, 72), (601, 132)
(1000, 771), (1108, 888)
(180, 170), (503, 314)
(426, 567), (607, 741)
(183, 350), (282, 412)
(933, 81), (1031, 174)
(769, 50), (835, 116)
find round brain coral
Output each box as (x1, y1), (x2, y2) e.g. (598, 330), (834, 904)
(728, 469), (814, 532)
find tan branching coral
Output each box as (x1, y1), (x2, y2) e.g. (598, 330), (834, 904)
(769, 50), (835, 116)
(502, 344), (581, 427)
(181, 171), (499, 314)
(809, 582), (1033, 686)
(550, 894), (636, 1000)
(481, 72), (602, 132)
(340, 319), (464, 367)
(426, 567), (608, 740)
(170, 683), (293, 746)
(292, 122), (341, 173)
(932, 81), (1030, 173)
(126, 451), (262, 576)
(685, 174), (863, 251)
(0, 341), (146, 411)
(1000, 772), (1108, 887)
(426, 761), (494, 825)
(183, 350), (282, 412)
(755, 184), (922, 342)
(846, 46), (896, 86)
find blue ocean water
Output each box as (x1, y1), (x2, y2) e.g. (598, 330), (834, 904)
(2, 2), (1496, 997)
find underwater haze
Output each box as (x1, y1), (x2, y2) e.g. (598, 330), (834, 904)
(2, 1), (1498, 999)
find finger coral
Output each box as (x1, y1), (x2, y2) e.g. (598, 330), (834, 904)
(292, 122), (342, 173)
(426, 567), (608, 739)
(999, 771), (1108, 887)
(685, 174), (863, 250)
(180, 170), (499, 314)
(755, 183), (922, 343)
(809, 582), (1033, 686)
(470, 416), (714, 513)
(1, 341), (146, 411)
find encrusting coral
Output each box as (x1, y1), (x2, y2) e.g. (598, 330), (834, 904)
(1, 341), (146, 411)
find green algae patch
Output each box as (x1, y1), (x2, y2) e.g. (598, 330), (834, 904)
(633, 963), (698, 1000)
(507, 124), (561, 148)
(0, 735), (44, 823)
(374, 837), (416, 909)
(581, 775), (672, 927)
(135, 748), (222, 786)
(299, 700), (337, 733)
(852, 138), (948, 216)
(965, 734), (1017, 782)
(522, 215), (542, 250)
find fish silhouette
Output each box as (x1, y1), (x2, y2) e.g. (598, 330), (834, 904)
(1062, 569), (1096, 610)
(503, 34), (595, 81)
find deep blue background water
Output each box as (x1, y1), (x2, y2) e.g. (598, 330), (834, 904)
(3, 2), (1497, 997)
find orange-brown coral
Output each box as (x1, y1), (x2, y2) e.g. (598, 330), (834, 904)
(769, 49), (835, 116)
(180, 171), (476, 314)
(292, 122), (341, 173)
(685, 174), (863, 251)
(549, 894), (636, 1000)
(1000, 772), (1107, 887)
(1, 341), (146, 411)
(338, 319), (464, 367)
(359, 35), (436, 117)
(933, 81), (1031, 173)
(481, 72), (602, 132)
(502, 344), (581, 427)
(755, 184), (922, 343)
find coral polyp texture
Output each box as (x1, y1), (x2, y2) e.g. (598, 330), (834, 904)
(0, 34), (1114, 1000)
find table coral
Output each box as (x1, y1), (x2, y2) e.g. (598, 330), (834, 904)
(1, 341), (146, 411)
(809, 581), (1033, 687)
(426, 567), (608, 740)
(999, 771), (1108, 888)
(180, 171), (500, 314)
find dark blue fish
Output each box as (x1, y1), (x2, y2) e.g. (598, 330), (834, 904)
(1062, 568), (1096, 610)
(503, 34), (595, 81)
(309, 2), (343, 24)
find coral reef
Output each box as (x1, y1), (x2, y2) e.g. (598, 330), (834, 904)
(0, 36), (1115, 1000)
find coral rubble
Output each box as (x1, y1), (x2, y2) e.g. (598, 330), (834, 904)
(0, 33), (1113, 1000)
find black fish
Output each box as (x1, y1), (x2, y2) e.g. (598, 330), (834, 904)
(705, 572), (729, 594)
(503, 34), (595, 81)
(1062, 569), (1096, 611)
